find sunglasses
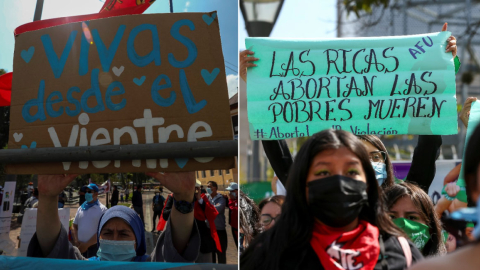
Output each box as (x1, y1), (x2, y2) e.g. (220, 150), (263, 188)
(86, 190), (93, 193)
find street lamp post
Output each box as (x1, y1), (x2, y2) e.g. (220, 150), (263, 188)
(240, 0), (285, 182)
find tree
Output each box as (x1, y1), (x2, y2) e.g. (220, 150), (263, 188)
(343, 0), (389, 17)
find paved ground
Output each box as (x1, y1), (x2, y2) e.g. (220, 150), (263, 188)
(6, 189), (238, 265)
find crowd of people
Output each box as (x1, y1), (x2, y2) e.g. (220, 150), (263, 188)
(239, 23), (480, 270)
(21, 173), (238, 265)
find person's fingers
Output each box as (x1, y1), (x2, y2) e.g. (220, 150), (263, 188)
(446, 45), (456, 52)
(244, 63), (257, 68)
(442, 22), (448, 31)
(240, 50), (254, 57)
(242, 56), (259, 62)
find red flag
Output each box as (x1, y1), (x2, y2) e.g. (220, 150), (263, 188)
(0, 72), (12, 107)
(194, 193), (222, 252)
(157, 194), (172, 231)
(100, 0), (156, 13)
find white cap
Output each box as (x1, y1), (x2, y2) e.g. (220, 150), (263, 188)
(225, 182), (238, 191)
(195, 179), (202, 187)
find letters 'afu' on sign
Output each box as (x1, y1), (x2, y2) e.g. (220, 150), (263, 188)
(246, 32), (458, 140)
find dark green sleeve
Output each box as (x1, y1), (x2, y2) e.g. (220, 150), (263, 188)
(454, 55), (461, 74)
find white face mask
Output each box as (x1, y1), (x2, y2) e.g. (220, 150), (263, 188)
(371, 162), (387, 186)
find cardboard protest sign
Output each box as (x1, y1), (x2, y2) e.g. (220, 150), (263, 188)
(246, 32), (458, 140)
(18, 208), (70, 257)
(8, 12), (235, 174)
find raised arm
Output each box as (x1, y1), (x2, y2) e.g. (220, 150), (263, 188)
(147, 172), (195, 255)
(36, 174), (77, 256)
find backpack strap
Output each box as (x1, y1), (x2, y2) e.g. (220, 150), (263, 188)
(378, 234), (388, 270)
(397, 236), (412, 268)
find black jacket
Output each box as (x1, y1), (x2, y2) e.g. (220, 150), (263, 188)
(241, 234), (423, 270)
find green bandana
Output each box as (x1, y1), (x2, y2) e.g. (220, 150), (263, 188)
(393, 218), (431, 251)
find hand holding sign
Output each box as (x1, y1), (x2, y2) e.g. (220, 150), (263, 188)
(38, 174), (78, 198)
(146, 172), (195, 202)
(239, 50), (258, 82)
(442, 23), (457, 58)
(459, 97), (478, 128)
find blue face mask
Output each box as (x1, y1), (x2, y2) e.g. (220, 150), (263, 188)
(230, 191), (237, 198)
(85, 193), (93, 202)
(206, 188), (213, 194)
(96, 239), (136, 261)
(371, 162), (387, 186)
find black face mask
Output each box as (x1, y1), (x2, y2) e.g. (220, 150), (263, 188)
(307, 175), (368, 228)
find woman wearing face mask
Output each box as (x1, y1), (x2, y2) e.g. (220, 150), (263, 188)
(385, 182), (446, 257)
(28, 172), (201, 262)
(258, 195), (285, 231)
(241, 129), (423, 270)
(410, 124), (480, 270)
(358, 134), (442, 193)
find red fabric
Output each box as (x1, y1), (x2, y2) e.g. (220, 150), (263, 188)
(310, 220), (380, 270)
(0, 72), (12, 107)
(156, 194), (172, 232)
(100, 0), (155, 13)
(14, 5), (150, 37)
(194, 193), (222, 252)
(3, 3), (152, 107)
(228, 199), (238, 230)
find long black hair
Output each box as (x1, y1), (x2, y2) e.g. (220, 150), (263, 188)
(384, 182), (446, 257)
(241, 129), (405, 269)
(357, 134), (396, 187)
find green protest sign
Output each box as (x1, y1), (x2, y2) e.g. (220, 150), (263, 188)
(246, 32), (458, 140)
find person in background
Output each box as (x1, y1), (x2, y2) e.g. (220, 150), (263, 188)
(72, 183), (107, 258)
(125, 186), (130, 202)
(206, 181), (228, 264)
(132, 185), (145, 227)
(194, 179), (221, 262)
(24, 188), (39, 209)
(78, 185), (87, 206)
(385, 182), (446, 257)
(226, 182), (239, 248)
(200, 185), (206, 194)
(58, 190), (66, 208)
(111, 186), (119, 207)
(151, 187), (165, 233)
(258, 195), (285, 232)
(27, 182), (34, 198)
(241, 129), (422, 270)
(410, 124), (480, 270)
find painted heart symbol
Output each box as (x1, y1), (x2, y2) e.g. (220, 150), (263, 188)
(21, 141), (37, 149)
(201, 68), (220, 85)
(133, 76), (146, 86)
(13, 133), (23, 142)
(202, 12), (217, 25)
(21, 46), (35, 63)
(175, 158), (189, 169)
(112, 66), (125, 77)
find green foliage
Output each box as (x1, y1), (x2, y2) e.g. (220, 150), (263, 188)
(343, 0), (389, 17)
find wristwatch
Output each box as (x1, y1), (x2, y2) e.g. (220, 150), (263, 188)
(173, 196), (194, 214)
